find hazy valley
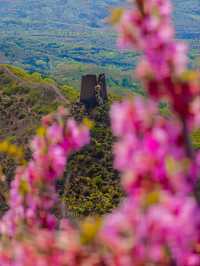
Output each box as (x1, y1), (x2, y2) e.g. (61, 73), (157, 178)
(0, 0), (199, 93)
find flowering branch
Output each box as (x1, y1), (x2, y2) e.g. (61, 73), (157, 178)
(0, 107), (90, 236)
(0, 0), (199, 265)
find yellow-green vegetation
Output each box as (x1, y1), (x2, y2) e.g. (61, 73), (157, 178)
(192, 129), (200, 150)
(62, 101), (123, 217)
(61, 84), (79, 103)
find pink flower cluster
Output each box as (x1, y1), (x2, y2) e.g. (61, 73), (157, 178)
(100, 193), (199, 265)
(118, 0), (199, 118)
(106, 96), (200, 265)
(110, 98), (196, 194)
(0, 107), (90, 236)
(0, 0), (199, 265)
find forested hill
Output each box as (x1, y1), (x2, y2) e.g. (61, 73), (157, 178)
(0, 0), (199, 33)
(173, 0), (200, 40)
(0, 0), (199, 42)
(0, 0), (122, 30)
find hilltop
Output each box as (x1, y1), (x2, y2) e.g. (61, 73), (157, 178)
(0, 64), (122, 216)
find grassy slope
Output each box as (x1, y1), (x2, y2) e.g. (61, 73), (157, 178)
(0, 64), (68, 185)
(0, 64), (69, 213)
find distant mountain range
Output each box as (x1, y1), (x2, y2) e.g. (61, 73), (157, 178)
(0, 0), (199, 36)
(0, 0), (121, 29)
(0, 0), (199, 92)
(172, 0), (200, 40)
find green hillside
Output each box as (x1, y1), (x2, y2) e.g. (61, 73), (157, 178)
(0, 64), (68, 185)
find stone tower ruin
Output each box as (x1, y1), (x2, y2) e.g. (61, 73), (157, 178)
(98, 73), (107, 100)
(80, 73), (107, 109)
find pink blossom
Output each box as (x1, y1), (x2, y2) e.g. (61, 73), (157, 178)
(0, 0), (199, 264)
